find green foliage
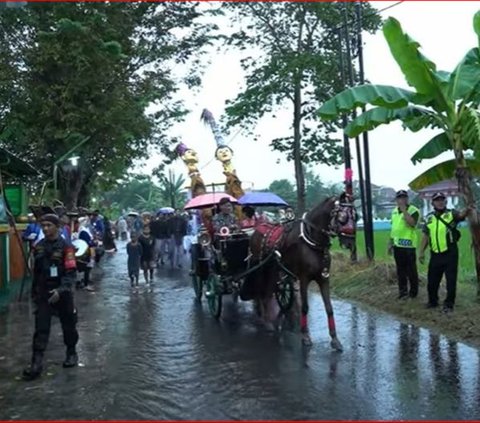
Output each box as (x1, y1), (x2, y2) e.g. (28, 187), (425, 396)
(410, 133), (451, 164)
(96, 171), (186, 213)
(318, 12), (480, 194)
(268, 179), (297, 209)
(344, 106), (437, 138)
(409, 158), (480, 191)
(304, 170), (342, 210)
(222, 2), (381, 211)
(382, 17), (449, 111)
(157, 170), (187, 210)
(0, 3), (215, 207)
(268, 171), (343, 211)
(319, 85), (420, 120)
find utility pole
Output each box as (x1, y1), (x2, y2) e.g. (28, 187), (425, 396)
(342, 3), (368, 260)
(337, 28), (352, 196)
(355, 1), (375, 260)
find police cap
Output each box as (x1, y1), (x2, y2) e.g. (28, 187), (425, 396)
(395, 190), (408, 198)
(432, 192), (446, 201)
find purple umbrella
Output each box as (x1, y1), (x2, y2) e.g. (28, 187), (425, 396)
(238, 192), (288, 207)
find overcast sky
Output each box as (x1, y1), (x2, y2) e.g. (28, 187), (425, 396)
(140, 1), (480, 191)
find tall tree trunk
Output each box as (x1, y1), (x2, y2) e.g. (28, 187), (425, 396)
(77, 182), (90, 208)
(293, 80), (305, 215)
(456, 165), (480, 298)
(60, 168), (83, 210)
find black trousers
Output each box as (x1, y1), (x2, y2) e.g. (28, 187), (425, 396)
(428, 248), (458, 308)
(32, 291), (79, 354)
(393, 247), (419, 297)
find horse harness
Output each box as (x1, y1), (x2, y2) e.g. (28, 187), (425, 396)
(298, 200), (356, 279)
(300, 200), (356, 248)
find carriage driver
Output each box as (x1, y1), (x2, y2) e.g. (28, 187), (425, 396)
(212, 197), (239, 234)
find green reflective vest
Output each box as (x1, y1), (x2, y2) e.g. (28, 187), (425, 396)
(390, 205), (419, 248)
(425, 210), (456, 253)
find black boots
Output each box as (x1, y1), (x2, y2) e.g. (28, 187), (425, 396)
(22, 352), (44, 381)
(22, 349), (78, 380)
(63, 348), (79, 368)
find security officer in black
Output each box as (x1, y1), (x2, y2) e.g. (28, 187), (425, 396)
(418, 192), (472, 313)
(22, 213), (80, 381)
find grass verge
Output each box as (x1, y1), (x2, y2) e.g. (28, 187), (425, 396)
(330, 251), (480, 348)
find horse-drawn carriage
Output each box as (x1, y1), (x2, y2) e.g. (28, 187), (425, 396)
(191, 223), (296, 319)
(186, 192), (296, 320)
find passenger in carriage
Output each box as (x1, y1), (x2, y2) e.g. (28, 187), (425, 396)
(212, 197), (239, 234)
(240, 206), (256, 229)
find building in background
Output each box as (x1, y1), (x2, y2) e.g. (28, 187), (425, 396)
(416, 180), (460, 216)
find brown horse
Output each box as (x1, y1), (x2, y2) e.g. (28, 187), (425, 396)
(246, 196), (344, 351)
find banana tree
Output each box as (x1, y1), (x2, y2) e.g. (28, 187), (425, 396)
(318, 12), (480, 295)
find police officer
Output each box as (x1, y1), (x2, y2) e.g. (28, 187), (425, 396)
(418, 192), (471, 312)
(212, 197), (238, 233)
(22, 213), (79, 381)
(388, 190), (420, 299)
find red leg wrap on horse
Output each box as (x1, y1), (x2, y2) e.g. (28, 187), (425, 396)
(301, 314), (307, 331)
(328, 315), (336, 333)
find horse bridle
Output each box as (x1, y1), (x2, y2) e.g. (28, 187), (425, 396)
(299, 200), (346, 250)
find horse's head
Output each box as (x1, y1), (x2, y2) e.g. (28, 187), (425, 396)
(301, 196), (357, 248)
(326, 196), (357, 238)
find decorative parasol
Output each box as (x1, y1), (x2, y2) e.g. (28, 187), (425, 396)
(238, 192), (288, 207)
(184, 193), (237, 210)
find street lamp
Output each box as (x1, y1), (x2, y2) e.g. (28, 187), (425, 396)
(68, 156), (80, 167)
(52, 136), (91, 197)
(54, 156), (80, 195)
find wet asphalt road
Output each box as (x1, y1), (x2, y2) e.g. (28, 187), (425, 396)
(1, 240), (480, 420)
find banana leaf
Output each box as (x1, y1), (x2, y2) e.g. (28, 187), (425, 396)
(448, 48), (480, 100)
(460, 106), (480, 150)
(402, 110), (443, 133)
(409, 158), (480, 191)
(343, 106), (435, 138)
(474, 11), (480, 45)
(410, 132), (452, 164)
(383, 17), (449, 111)
(318, 84), (418, 120)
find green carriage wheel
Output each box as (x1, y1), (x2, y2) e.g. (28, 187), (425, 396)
(275, 274), (295, 313)
(206, 274), (223, 319)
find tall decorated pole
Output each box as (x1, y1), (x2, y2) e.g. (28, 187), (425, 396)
(175, 142), (206, 198)
(175, 142), (210, 229)
(200, 108), (245, 200)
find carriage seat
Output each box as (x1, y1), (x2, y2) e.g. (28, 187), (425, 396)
(255, 223), (285, 251)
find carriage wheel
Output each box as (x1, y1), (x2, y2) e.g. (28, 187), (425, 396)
(192, 273), (203, 302)
(275, 274), (295, 313)
(206, 274), (223, 319)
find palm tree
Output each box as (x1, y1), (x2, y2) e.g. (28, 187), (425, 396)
(159, 169), (186, 209)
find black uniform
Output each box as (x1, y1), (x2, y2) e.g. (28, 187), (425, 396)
(23, 236), (79, 380)
(423, 209), (464, 310)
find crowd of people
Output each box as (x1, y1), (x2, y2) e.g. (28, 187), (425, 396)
(17, 186), (477, 384)
(23, 209), (117, 292)
(122, 210), (193, 289)
(19, 198), (297, 382)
